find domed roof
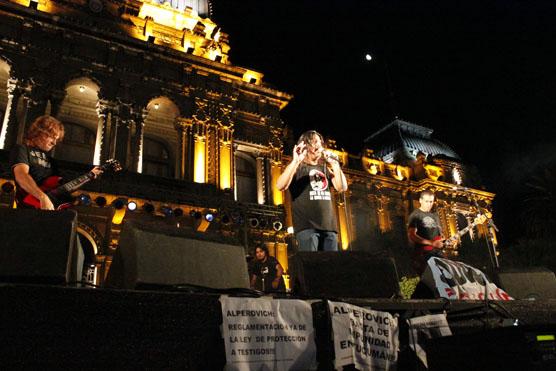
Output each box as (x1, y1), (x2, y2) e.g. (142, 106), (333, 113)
(364, 119), (460, 163)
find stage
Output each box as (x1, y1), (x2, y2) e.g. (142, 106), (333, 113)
(2, 283), (556, 370)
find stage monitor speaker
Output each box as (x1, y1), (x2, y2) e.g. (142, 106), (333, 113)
(105, 221), (249, 290)
(289, 251), (401, 298)
(497, 268), (556, 300)
(0, 208), (83, 284)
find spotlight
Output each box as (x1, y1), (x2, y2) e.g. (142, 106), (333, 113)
(220, 213), (231, 225)
(1, 182), (14, 193)
(173, 208), (184, 217)
(205, 212), (214, 222)
(112, 198), (126, 210)
(127, 201), (137, 211)
(77, 193), (91, 206)
(143, 203), (155, 213)
(95, 196), (107, 207)
(272, 220), (283, 231)
(153, 103), (160, 110)
(79, 85), (86, 93)
(286, 226), (294, 234)
(249, 218), (259, 228)
(161, 206), (173, 217)
(190, 210), (202, 219)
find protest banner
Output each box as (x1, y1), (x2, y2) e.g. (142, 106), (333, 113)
(220, 296), (316, 371)
(329, 301), (399, 370)
(425, 257), (513, 300)
(407, 313), (452, 368)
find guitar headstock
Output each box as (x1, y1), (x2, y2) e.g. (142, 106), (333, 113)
(101, 159), (122, 173)
(474, 213), (488, 225)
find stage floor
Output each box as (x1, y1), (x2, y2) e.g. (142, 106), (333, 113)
(1, 283), (556, 370)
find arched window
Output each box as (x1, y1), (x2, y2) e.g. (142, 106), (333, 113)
(54, 122), (95, 164)
(142, 137), (171, 177)
(235, 152), (257, 203)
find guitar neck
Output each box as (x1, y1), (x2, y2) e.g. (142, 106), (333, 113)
(446, 222), (478, 245)
(55, 173), (94, 195)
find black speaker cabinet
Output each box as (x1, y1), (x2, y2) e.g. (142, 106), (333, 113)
(497, 268), (556, 300)
(289, 251), (401, 298)
(105, 221), (249, 289)
(0, 208), (83, 284)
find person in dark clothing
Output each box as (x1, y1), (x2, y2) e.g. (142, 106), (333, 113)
(276, 130), (348, 252)
(10, 115), (102, 209)
(249, 245), (286, 293)
(407, 189), (446, 276)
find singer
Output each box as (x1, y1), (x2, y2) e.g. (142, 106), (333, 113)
(276, 130), (348, 252)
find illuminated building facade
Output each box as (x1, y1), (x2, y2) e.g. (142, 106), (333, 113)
(0, 0), (496, 283)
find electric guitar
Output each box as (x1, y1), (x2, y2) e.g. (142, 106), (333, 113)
(424, 214), (489, 254)
(21, 159), (122, 210)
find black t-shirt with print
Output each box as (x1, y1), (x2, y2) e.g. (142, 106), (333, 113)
(407, 208), (442, 247)
(249, 256), (286, 292)
(10, 144), (56, 205)
(289, 162), (337, 233)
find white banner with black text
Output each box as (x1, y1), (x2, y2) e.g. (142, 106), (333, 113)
(329, 301), (399, 371)
(220, 296), (317, 371)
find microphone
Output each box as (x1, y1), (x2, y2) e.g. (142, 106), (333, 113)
(323, 150), (340, 163)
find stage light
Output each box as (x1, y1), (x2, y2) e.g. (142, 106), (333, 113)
(205, 212), (214, 222)
(173, 208), (184, 217)
(1, 182), (14, 193)
(190, 210), (202, 219)
(95, 196), (107, 207)
(142, 203), (155, 213)
(112, 198), (126, 210)
(272, 220), (283, 231)
(79, 85), (86, 93)
(286, 226), (294, 234)
(365, 53), (373, 61)
(154, 103), (160, 110)
(127, 200), (137, 211)
(249, 218), (259, 228)
(161, 206), (173, 217)
(77, 193), (91, 206)
(220, 213), (231, 225)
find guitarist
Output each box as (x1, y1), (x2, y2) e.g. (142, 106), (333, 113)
(407, 189), (446, 276)
(10, 116), (102, 210)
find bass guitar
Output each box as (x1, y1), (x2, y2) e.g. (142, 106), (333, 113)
(22, 159), (122, 210)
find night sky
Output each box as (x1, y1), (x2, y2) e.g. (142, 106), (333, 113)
(212, 0), (556, 242)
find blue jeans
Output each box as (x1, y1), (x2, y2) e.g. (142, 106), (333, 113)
(296, 229), (338, 252)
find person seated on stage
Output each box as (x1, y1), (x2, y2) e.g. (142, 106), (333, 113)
(248, 245), (286, 293)
(407, 189), (446, 276)
(9, 115), (102, 210)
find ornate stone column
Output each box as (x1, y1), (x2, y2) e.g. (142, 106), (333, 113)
(256, 154), (266, 205)
(192, 120), (207, 183)
(175, 117), (192, 180)
(94, 100), (112, 165)
(218, 126), (233, 190)
(131, 108), (147, 173)
(0, 78), (19, 149)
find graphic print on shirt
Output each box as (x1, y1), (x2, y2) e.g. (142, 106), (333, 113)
(30, 150), (51, 169)
(309, 168), (331, 201)
(422, 216), (437, 229)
